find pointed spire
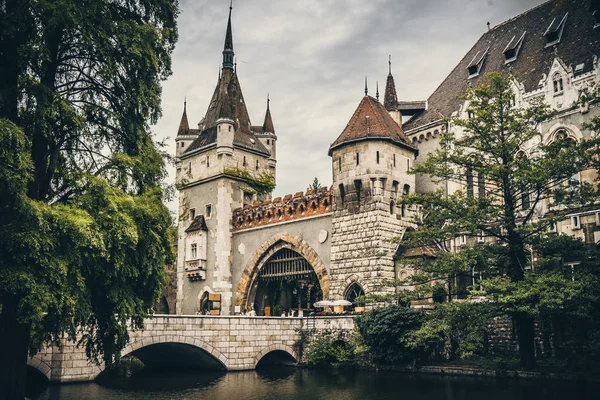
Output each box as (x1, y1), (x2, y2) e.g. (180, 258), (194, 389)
(177, 97), (190, 136)
(222, 1), (234, 69)
(263, 93), (275, 133)
(364, 76), (368, 96)
(376, 81), (379, 101)
(384, 55), (398, 111)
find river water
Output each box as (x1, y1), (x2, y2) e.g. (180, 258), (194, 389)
(27, 367), (599, 400)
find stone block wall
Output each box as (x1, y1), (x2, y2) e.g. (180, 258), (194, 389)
(329, 201), (414, 299)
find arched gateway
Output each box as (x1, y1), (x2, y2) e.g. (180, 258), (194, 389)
(235, 233), (329, 314)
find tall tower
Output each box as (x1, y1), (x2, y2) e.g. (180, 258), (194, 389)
(328, 86), (417, 300)
(175, 4), (275, 315)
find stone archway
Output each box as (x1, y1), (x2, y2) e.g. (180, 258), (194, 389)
(120, 335), (228, 370)
(235, 232), (329, 308)
(254, 344), (298, 368)
(27, 354), (52, 381)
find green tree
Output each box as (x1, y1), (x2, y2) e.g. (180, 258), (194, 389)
(0, 1), (178, 398)
(400, 72), (599, 368)
(307, 177), (322, 192)
(355, 305), (424, 365)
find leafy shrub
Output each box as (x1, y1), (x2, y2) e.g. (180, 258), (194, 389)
(355, 305), (424, 365)
(305, 334), (354, 367)
(404, 301), (493, 360)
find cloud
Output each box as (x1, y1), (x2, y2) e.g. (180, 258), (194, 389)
(154, 0), (545, 217)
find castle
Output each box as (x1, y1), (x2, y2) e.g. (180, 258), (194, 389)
(171, 0), (600, 316)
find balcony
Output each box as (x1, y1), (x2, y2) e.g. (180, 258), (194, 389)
(185, 259), (207, 281)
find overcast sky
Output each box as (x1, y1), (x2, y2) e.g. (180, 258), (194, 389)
(155, 0), (546, 216)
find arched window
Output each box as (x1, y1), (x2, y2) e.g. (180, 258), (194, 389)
(403, 184), (410, 196)
(553, 73), (563, 94)
(345, 283), (365, 310)
(390, 200), (395, 215)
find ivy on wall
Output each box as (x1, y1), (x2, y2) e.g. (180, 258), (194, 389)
(224, 167), (275, 195)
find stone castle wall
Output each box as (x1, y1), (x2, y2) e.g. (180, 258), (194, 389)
(232, 188), (333, 231)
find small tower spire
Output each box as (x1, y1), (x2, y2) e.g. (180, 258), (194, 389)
(263, 93), (275, 133)
(364, 76), (368, 96)
(177, 97), (190, 136)
(376, 81), (379, 101)
(222, 1), (234, 70)
(384, 55), (398, 111)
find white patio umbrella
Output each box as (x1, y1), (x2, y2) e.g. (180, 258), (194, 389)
(313, 300), (334, 308)
(332, 300), (352, 306)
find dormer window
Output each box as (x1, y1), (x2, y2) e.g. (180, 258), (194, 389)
(574, 63), (584, 77)
(553, 73), (564, 94)
(467, 47), (489, 79)
(544, 13), (568, 47)
(503, 32), (526, 63)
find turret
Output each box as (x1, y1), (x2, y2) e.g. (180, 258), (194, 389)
(216, 117), (235, 156)
(176, 99), (198, 157)
(329, 83), (417, 214)
(254, 94), (277, 174)
(327, 83), (418, 302)
(384, 55), (402, 126)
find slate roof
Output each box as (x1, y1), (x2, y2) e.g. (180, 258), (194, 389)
(403, 0), (600, 131)
(185, 215), (208, 233)
(181, 8), (271, 158)
(329, 95), (416, 155)
(177, 104), (190, 136)
(384, 72), (398, 111)
(263, 106), (275, 133)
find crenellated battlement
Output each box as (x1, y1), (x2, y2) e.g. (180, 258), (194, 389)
(232, 187), (333, 231)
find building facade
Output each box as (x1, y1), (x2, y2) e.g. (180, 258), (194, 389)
(174, 0), (600, 315)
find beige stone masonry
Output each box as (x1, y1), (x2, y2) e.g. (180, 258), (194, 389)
(29, 315), (354, 383)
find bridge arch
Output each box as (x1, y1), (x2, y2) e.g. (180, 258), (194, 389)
(118, 335), (228, 372)
(235, 232), (330, 309)
(27, 354), (52, 381)
(254, 344), (298, 368)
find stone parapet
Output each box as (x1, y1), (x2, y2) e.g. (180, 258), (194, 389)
(232, 188), (333, 231)
(28, 315), (355, 383)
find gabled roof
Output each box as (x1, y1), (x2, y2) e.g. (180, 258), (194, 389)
(403, 0), (600, 131)
(185, 215), (208, 233)
(329, 95), (416, 155)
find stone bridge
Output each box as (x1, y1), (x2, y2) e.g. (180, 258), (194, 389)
(27, 315), (354, 383)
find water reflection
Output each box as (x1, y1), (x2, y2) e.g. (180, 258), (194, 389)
(28, 367), (600, 400)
